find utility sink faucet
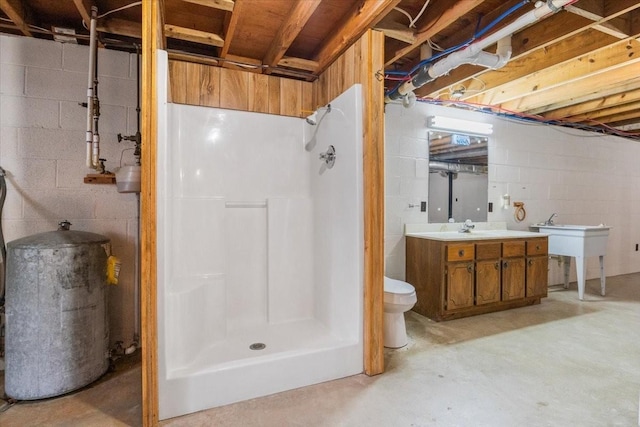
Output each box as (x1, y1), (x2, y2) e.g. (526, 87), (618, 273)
(459, 219), (475, 233)
(544, 213), (557, 225)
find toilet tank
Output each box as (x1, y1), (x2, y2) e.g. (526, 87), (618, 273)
(4, 225), (110, 400)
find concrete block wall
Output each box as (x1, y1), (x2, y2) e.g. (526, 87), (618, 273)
(0, 34), (140, 348)
(385, 102), (640, 288)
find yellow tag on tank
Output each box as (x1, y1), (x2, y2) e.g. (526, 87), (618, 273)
(106, 255), (122, 285)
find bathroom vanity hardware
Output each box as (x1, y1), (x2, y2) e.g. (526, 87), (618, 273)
(406, 235), (548, 321)
(319, 145), (336, 168)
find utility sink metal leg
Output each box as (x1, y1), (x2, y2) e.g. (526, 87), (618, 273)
(599, 255), (606, 296)
(576, 256), (586, 301)
(563, 256), (571, 289)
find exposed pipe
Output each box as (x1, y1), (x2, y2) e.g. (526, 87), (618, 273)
(85, 6), (100, 169)
(386, 0), (576, 102)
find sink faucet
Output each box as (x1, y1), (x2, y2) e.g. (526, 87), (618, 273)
(544, 213), (557, 226)
(459, 219), (475, 233)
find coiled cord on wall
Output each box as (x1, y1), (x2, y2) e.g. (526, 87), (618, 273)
(513, 201), (526, 223)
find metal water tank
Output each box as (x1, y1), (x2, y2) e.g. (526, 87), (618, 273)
(4, 221), (110, 400)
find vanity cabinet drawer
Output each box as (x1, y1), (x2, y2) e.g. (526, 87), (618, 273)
(446, 243), (475, 261)
(502, 241), (525, 258)
(527, 239), (548, 256)
(476, 242), (502, 260)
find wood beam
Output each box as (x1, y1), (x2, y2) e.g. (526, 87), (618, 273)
(98, 18), (142, 39)
(219, 0), (243, 59)
(589, 105), (640, 126)
(168, 51), (220, 67)
(361, 29), (386, 376)
(277, 56), (318, 72)
(498, 62), (640, 113)
(164, 24), (224, 47)
(314, 0), (400, 73)
(384, 0), (484, 67)
(567, 99), (640, 122)
(262, 0), (321, 71)
(72, 0), (92, 25)
(0, 0), (33, 36)
(141, 0), (163, 424)
(566, 4), (630, 39)
(180, 0), (234, 12)
(468, 38), (640, 107)
(374, 19), (416, 44)
(528, 77), (640, 115)
(543, 87), (640, 120)
(416, 0), (640, 97)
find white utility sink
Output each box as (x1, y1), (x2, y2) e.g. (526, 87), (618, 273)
(531, 224), (610, 300)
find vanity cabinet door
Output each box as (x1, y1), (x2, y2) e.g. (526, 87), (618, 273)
(502, 257), (525, 300)
(476, 260), (501, 305)
(445, 262), (474, 310)
(526, 256), (548, 297)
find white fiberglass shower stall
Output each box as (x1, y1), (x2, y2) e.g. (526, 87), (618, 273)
(156, 53), (364, 419)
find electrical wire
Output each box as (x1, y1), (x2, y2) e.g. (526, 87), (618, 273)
(97, 1), (142, 19)
(409, 0), (431, 28)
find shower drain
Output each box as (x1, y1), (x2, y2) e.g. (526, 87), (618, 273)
(249, 342), (266, 350)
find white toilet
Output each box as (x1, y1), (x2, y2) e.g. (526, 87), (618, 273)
(383, 276), (417, 348)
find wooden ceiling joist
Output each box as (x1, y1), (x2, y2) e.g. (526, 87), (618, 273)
(72, 0), (91, 25)
(313, 0), (401, 73)
(0, 0), (33, 36)
(219, 0), (243, 61)
(98, 18), (142, 39)
(181, 0), (234, 12)
(543, 87), (640, 120)
(374, 19), (416, 44)
(422, 28), (619, 100)
(384, 0), (484, 67)
(277, 56), (318, 72)
(262, 0), (321, 71)
(164, 24), (224, 47)
(498, 61), (640, 113)
(566, 3), (631, 39)
(567, 100), (640, 123)
(468, 38), (640, 107)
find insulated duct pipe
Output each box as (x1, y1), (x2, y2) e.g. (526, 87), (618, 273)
(86, 6), (100, 169)
(386, 0), (576, 102)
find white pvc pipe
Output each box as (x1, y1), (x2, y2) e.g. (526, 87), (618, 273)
(86, 6), (98, 169)
(388, 0), (575, 101)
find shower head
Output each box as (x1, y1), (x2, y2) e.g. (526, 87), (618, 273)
(306, 111), (318, 125)
(304, 104), (331, 126)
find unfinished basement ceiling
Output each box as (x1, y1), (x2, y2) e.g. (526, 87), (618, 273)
(1, 0), (639, 138)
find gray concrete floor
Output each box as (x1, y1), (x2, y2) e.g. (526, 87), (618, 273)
(2, 274), (639, 426)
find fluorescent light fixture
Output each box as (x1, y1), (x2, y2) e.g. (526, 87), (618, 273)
(427, 116), (493, 135)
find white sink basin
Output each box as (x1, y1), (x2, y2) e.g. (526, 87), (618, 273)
(532, 223), (610, 300)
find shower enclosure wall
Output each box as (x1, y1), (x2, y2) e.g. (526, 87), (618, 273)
(157, 53), (364, 419)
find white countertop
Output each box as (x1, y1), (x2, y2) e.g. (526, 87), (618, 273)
(405, 221), (547, 241)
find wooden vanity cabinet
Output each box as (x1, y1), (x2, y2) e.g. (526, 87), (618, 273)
(501, 241), (526, 301)
(444, 244), (474, 310)
(406, 235), (548, 321)
(475, 242), (501, 305)
(526, 239), (549, 298)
